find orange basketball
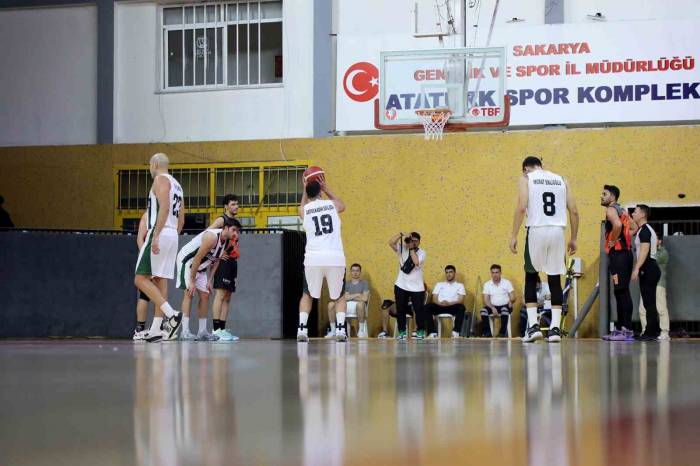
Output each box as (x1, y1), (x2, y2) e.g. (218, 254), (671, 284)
(303, 166), (325, 184)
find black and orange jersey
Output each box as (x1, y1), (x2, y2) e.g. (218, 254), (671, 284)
(605, 203), (632, 253)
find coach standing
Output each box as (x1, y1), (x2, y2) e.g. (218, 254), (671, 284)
(631, 205), (662, 341)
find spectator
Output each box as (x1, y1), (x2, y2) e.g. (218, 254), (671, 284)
(388, 232), (427, 340)
(328, 263), (370, 338)
(480, 264), (516, 337)
(426, 265), (466, 338)
(0, 195), (14, 228)
(519, 275), (551, 337)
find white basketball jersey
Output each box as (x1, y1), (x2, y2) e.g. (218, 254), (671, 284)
(179, 229), (228, 272)
(526, 170), (567, 228)
(147, 174), (184, 231)
(303, 199), (346, 267)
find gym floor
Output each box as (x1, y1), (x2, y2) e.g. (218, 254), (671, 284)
(1, 339), (698, 466)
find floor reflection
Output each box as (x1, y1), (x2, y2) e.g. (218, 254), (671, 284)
(4, 339), (697, 465)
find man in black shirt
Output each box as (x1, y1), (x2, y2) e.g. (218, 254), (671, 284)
(631, 204), (661, 341)
(0, 196), (14, 228)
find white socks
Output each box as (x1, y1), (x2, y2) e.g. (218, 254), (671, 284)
(336, 312), (346, 328)
(198, 318), (207, 335)
(330, 322), (336, 332)
(149, 317), (163, 334)
(551, 308), (562, 329)
(299, 312), (309, 334)
(160, 302), (176, 318)
(359, 322), (368, 333)
(526, 307), (538, 327)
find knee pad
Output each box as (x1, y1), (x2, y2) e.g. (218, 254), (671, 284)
(548, 275), (563, 307)
(524, 272), (539, 303)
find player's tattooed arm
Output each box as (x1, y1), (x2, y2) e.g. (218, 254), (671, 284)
(510, 176), (529, 253)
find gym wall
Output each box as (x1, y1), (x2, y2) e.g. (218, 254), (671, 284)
(1, 125), (699, 337)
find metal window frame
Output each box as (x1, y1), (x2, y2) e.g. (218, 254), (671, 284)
(159, 0), (282, 92)
(114, 160), (308, 230)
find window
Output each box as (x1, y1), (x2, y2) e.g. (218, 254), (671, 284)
(161, 1), (283, 90)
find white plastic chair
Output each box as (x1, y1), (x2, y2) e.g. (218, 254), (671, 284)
(436, 314), (455, 338)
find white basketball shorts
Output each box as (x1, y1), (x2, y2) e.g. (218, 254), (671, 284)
(135, 228), (178, 279)
(525, 226), (566, 276)
(305, 266), (346, 300)
(176, 259), (209, 293)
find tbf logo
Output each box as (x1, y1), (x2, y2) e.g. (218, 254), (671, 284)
(343, 62), (379, 102)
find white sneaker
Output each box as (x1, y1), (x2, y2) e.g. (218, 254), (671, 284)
(411, 331), (418, 338)
(335, 329), (348, 342)
(324, 329), (336, 339)
(657, 332), (670, 341)
(215, 329), (240, 341)
(133, 329), (148, 341)
(196, 332), (219, 342)
(358, 329), (368, 338)
(427, 332), (438, 339)
(451, 331), (460, 338)
(145, 330), (166, 343)
(522, 324), (544, 343)
(377, 331), (388, 339)
(297, 329), (309, 342)
(180, 331), (196, 341)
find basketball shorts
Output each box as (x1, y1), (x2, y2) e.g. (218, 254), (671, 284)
(525, 226), (566, 276)
(305, 266), (345, 300)
(135, 228), (178, 279)
(176, 260), (209, 293)
(608, 250), (633, 291)
(213, 258), (237, 292)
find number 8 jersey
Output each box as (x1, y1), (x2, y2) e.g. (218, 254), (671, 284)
(526, 170), (567, 228)
(303, 199), (346, 267)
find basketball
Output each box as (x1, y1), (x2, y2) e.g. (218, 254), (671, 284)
(303, 166), (325, 184)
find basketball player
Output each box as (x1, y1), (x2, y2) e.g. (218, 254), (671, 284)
(208, 194), (241, 341)
(133, 212), (151, 340)
(176, 216), (240, 341)
(297, 175), (347, 342)
(600, 185), (635, 341)
(134, 153), (185, 343)
(510, 156), (579, 343)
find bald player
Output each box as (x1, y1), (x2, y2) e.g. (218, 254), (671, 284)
(134, 153), (185, 343)
(510, 156), (579, 343)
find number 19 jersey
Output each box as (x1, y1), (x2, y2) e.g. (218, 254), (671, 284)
(303, 199), (345, 267)
(526, 170), (567, 228)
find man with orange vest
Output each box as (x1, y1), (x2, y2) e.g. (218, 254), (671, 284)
(600, 185), (634, 341)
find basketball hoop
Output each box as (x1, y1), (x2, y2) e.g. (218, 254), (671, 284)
(415, 108), (452, 140)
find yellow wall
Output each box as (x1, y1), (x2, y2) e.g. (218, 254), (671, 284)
(2, 125), (699, 337)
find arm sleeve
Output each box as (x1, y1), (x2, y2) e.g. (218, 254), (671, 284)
(638, 226), (652, 243)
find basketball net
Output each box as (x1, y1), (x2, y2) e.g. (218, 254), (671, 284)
(415, 109), (451, 141)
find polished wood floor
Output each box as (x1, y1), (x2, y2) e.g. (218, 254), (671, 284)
(1, 339), (698, 466)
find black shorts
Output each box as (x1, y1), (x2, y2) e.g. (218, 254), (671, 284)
(608, 250), (633, 291)
(213, 259), (238, 292)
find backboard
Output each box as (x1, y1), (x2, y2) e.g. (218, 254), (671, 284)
(374, 47), (509, 131)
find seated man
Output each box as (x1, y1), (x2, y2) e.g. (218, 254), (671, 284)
(480, 264), (516, 337)
(426, 265), (466, 338)
(327, 263), (370, 338)
(519, 275), (552, 337)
